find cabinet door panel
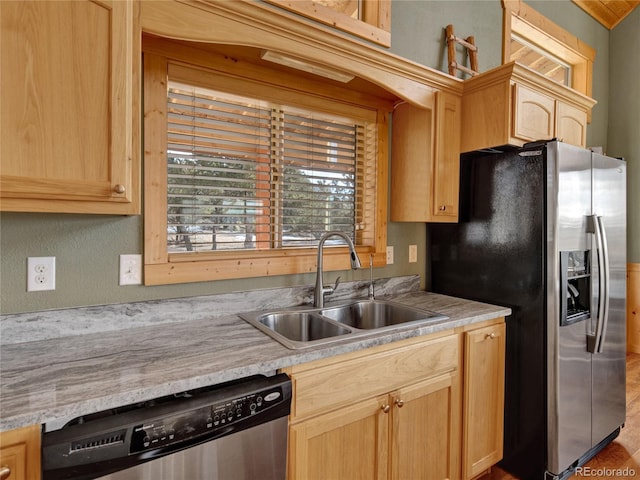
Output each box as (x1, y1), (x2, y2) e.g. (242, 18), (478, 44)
(432, 91), (461, 221)
(512, 84), (555, 142)
(390, 373), (457, 480)
(556, 101), (587, 147)
(0, 424), (41, 480)
(290, 396), (389, 480)
(463, 323), (506, 479)
(0, 444), (25, 480)
(0, 0), (139, 213)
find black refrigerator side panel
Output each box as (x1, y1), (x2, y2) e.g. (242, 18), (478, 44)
(429, 151), (547, 480)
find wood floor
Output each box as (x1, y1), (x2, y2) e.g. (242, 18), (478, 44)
(480, 352), (640, 480)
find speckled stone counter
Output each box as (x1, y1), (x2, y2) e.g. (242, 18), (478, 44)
(0, 277), (510, 431)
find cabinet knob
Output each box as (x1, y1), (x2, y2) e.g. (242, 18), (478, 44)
(381, 404), (390, 414)
(0, 466), (11, 480)
(486, 332), (496, 340)
(439, 205), (447, 211)
(394, 399), (404, 408)
(113, 184), (126, 194)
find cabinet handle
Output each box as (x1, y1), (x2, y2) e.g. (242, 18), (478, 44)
(486, 332), (496, 340)
(0, 466), (11, 480)
(381, 404), (390, 413)
(113, 184), (126, 194)
(394, 399), (404, 408)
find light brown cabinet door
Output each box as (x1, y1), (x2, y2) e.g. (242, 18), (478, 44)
(556, 101), (588, 147)
(0, 0), (139, 214)
(289, 395), (390, 480)
(390, 373), (458, 480)
(432, 91), (461, 221)
(512, 83), (555, 142)
(462, 322), (506, 479)
(0, 425), (41, 480)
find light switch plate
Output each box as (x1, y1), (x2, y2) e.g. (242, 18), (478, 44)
(119, 254), (142, 286)
(409, 245), (418, 263)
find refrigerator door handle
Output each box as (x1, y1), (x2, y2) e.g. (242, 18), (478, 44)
(587, 214), (610, 353)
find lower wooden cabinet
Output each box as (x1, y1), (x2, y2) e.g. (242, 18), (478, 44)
(290, 372), (457, 480)
(285, 318), (506, 480)
(286, 334), (460, 480)
(462, 322), (506, 479)
(0, 425), (41, 480)
(390, 374), (457, 480)
(289, 395), (390, 480)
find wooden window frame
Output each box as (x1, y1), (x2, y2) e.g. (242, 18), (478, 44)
(502, 0), (595, 98)
(263, 0), (391, 47)
(143, 37), (390, 286)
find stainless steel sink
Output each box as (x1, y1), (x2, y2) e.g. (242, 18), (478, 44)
(239, 300), (448, 349)
(258, 312), (351, 342)
(320, 300), (438, 329)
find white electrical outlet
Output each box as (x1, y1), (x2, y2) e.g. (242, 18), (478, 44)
(119, 254), (142, 286)
(27, 256), (56, 292)
(386, 246), (394, 265)
(409, 245), (418, 263)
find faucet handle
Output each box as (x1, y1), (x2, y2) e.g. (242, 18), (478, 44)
(333, 276), (342, 292)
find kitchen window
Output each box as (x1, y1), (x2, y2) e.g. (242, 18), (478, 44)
(167, 82), (372, 253)
(143, 39), (390, 286)
(502, 0), (595, 97)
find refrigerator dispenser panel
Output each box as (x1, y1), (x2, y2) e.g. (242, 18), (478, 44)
(560, 250), (591, 326)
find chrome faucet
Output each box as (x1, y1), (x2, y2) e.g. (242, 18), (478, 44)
(313, 231), (362, 308)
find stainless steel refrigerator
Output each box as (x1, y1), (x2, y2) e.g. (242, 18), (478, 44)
(429, 140), (626, 480)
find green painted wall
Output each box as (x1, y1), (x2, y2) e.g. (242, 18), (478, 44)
(608, 7), (640, 263)
(1, 0), (635, 314)
(0, 211), (425, 314)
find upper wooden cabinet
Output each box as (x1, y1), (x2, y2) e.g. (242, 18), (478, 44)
(391, 90), (462, 223)
(0, 0), (140, 214)
(461, 62), (596, 153)
(0, 424), (41, 480)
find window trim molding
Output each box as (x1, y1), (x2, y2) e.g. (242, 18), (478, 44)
(502, 0), (596, 98)
(143, 42), (389, 286)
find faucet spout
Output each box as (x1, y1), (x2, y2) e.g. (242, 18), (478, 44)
(314, 231), (361, 308)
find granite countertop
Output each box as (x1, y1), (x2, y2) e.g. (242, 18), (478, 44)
(0, 279), (510, 432)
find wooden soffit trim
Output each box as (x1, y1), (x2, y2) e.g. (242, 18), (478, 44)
(140, 0), (462, 109)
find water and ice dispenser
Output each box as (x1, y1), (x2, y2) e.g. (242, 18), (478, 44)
(560, 250), (591, 326)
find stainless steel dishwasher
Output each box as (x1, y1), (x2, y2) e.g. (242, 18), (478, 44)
(42, 374), (292, 480)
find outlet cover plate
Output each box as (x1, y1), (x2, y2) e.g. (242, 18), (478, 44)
(119, 254), (142, 286)
(27, 256), (56, 292)
(386, 246), (394, 265)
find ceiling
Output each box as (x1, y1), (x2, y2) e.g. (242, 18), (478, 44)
(572, 0), (640, 29)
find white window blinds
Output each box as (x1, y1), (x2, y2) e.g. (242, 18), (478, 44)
(167, 81), (373, 253)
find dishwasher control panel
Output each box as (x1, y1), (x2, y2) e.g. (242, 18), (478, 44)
(42, 374), (292, 480)
(130, 385), (284, 453)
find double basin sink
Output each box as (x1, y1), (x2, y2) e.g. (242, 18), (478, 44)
(239, 299), (448, 349)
